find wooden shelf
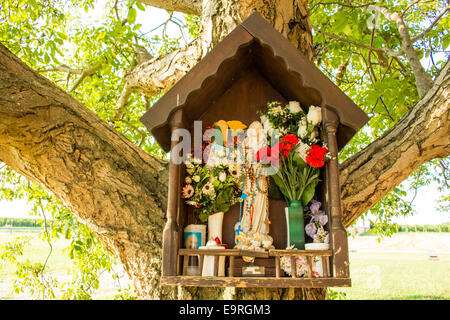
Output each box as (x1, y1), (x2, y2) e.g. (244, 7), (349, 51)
(161, 276), (351, 288)
(179, 248), (333, 257)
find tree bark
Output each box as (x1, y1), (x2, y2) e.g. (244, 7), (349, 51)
(0, 0), (449, 300)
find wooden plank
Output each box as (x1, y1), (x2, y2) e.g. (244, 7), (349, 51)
(290, 256), (297, 278)
(180, 248), (269, 258)
(160, 276), (352, 288)
(275, 256), (281, 278)
(177, 254), (182, 276)
(180, 248), (331, 257)
(322, 256), (329, 277)
(229, 256), (235, 277)
(182, 255), (188, 276)
(306, 256), (313, 278)
(213, 256), (219, 276)
(199, 255), (204, 276)
(269, 249), (332, 256)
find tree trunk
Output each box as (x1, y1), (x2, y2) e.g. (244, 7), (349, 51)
(0, 0), (449, 300)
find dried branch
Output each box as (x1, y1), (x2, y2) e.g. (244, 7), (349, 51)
(39, 63), (103, 93)
(69, 63), (102, 93)
(113, 83), (133, 121)
(38, 65), (83, 75)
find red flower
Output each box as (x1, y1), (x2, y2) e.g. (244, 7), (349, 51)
(306, 155), (325, 167)
(283, 143), (294, 151)
(281, 134), (299, 145)
(306, 145), (328, 168)
(277, 142), (294, 158)
(309, 145), (328, 159)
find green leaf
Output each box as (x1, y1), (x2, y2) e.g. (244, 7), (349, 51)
(136, 2), (145, 11)
(127, 8), (137, 24)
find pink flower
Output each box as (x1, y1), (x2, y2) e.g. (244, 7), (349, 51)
(182, 184), (194, 198)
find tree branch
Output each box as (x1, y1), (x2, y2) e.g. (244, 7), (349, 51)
(113, 38), (204, 120)
(371, 5), (434, 97)
(340, 60), (450, 227)
(312, 26), (404, 57)
(69, 63), (102, 93)
(137, 0), (202, 16)
(38, 65), (83, 75)
(411, 6), (449, 43)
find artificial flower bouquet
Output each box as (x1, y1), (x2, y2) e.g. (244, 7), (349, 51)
(257, 101), (329, 205)
(256, 100), (329, 253)
(305, 200), (329, 243)
(181, 120), (247, 223)
(182, 154), (242, 222)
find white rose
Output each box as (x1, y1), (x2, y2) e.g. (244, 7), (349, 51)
(185, 177), (192, 184)
(307, 106), (322, 125)
(192, 175), (200, 183)
(310, 127), (319, 140)
(288, 101), (302, 114)
(297, 118), (308, 138)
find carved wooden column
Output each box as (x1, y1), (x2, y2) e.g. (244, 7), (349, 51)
(323, 108), (350, 279)
(162, 109), (184, 277)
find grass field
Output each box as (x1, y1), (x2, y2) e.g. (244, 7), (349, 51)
(1, 229), (449, 300)
(332, 251), (450, 299)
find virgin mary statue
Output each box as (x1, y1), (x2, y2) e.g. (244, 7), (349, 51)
(235, 121), (274, 252)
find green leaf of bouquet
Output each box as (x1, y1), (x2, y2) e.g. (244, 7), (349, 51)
(301, 180), (318, 207)
(268, 176), (284, 200)
(293, 153), (307, 168)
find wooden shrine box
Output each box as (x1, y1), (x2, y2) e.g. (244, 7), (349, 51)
(140, 12), (369, 288)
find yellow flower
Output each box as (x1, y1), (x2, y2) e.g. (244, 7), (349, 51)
(227, 120), (247, 131)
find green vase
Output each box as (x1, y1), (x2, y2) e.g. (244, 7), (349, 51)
(287, 200), (305, 250)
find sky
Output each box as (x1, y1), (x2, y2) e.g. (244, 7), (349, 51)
(0, 2), (448, 226)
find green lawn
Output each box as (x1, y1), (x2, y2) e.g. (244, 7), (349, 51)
(332, 251), (450, 300)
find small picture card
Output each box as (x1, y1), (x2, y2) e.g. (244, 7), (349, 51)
(184, 231), (202, 249)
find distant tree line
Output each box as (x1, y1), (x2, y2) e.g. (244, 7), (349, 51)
(0, 217), (45, 228)
(397, 222), (450, 233)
